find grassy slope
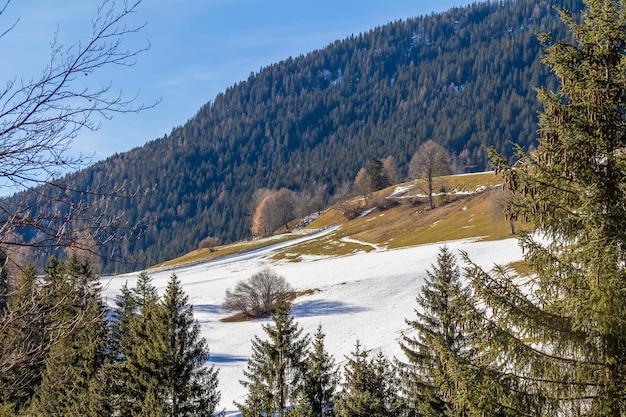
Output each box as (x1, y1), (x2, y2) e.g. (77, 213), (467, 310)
(156, 172), (524, 268)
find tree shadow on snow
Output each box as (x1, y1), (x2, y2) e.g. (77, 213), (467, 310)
(209, 353), (248, 364)
(194, 304), (222, 314)
(291, 299), (369, 318)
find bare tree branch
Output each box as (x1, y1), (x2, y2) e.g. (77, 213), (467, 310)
(408, 140), (452, 209)
(0, 0), (155, 189)
(0, 0), (18, 40)
(0, 0), (157, 267)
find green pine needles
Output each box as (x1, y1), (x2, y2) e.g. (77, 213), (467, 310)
(470, 0), (626, 415)
(114, 273), (220, 416)
(398, 246), (472, 417)
(0, 258), (220, 416)
(237, 301), (310, 417)
(335, 340), (402, 417)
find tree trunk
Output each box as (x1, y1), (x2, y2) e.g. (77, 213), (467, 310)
(428, 171), (434, 209)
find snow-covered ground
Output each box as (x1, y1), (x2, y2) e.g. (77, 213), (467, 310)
(101, 236), (523, 416)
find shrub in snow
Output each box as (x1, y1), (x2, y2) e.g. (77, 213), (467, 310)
(222, 267), (292, 317)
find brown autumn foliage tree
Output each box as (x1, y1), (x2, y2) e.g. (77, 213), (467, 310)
(250, 188), (297, 237)
(353, 167), (372, 203)
(251, 195), (271, 237)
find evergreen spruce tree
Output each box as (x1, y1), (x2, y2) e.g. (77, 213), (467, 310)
(109, 281), (137, 360)
(103, 281), (139, 416)
(132, 270), (159, 310)
(105, 270), (161, 415)
(297, 325), (339, 417)
(238, 300), (310, 417)
(28, 255), (109, 416)
(0, 265), (43, 413)
(334, 341), (402, 417)
(368, 158), (390, 191)
(469, 0), (626, 414)
(398, 246), (471, 417)
(118, 298), (163, 417)
(124, 273), (220, 416)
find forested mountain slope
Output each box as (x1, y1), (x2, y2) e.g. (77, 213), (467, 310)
(17, 0), (582, 272)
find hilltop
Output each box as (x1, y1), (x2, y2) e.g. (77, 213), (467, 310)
(14, 0), (583, 272)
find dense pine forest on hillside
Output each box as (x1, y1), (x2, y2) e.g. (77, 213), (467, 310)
(13, 0), (582, 272)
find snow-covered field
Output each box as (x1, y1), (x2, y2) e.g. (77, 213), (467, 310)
(101, 236), (523, 416)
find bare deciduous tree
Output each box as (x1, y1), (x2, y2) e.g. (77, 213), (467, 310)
(408, 140), (452, 209)
(382, 155), (403, 185)
(292, 182), (328, 220)
(63, 230), (103, 273)
(198, 236), (221, 252)
(272, 188), (297, 230)
(222, 267), (292, 317)
(329, 181), (353, 206)
(0, 0), (156, 268)
(490, 185), (517, 235)
(0, 0), (153, 396)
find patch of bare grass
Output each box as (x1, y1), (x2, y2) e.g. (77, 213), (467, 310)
(306, 208), (349, 229)
(155, 171), (521, 271)
(271, 236), (369, 260)
(387, 191), (521, 248)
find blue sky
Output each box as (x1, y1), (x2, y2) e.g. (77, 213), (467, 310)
(1, 0), (473, 163)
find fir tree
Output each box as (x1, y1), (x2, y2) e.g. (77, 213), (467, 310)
(297, 325), (339, 417)
(123, 273), (220, 416)
(103, 281), (139, 416)
(398, 246), (471, 417)
(132, 270), (158, 310)
(0, 265), (43, 413)
(471, 0), (626, 414)
(335, 341), (402, 417)
(238, 300), (310, 417)
(28, 255), (109, 416)
(109, 281), (137, 360)
(105, 271), (160, 416)
(368, 158), (390, 191)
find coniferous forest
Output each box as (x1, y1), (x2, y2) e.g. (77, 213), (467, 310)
(7, 0), (584, 272)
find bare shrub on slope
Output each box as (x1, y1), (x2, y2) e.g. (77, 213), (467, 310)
(222, 267), (292, 318)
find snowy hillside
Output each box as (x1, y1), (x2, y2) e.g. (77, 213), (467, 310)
(101, 236), (523, 416)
